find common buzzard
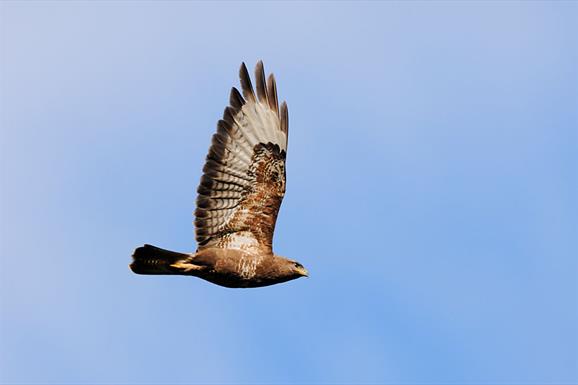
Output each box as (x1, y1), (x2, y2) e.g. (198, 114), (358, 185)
(130, 61), (308, 288)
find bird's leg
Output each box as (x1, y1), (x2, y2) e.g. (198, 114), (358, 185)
(170, 260), (204, 273)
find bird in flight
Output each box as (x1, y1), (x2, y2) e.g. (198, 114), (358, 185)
(130, 61), (308, 288)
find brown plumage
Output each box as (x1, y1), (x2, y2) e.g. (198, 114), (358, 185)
(130, 61), (308, 288)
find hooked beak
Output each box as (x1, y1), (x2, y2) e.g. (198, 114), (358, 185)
(298, 267), (309, 277)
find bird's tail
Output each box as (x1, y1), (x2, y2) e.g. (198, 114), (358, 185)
(129, 244), (189, 275)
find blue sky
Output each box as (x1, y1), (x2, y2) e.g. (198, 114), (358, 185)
(1, 1), (576, 384)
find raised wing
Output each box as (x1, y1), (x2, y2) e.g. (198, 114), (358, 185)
(195, 61), (289, 253)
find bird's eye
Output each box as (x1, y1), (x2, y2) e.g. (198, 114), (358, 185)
(294, 262), (302, 268)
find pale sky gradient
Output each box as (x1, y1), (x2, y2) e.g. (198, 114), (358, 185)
(1, 1), (577, 384)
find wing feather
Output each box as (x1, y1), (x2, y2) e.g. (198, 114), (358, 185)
(267, 74), (279, 116)
(195, 61), (288, 252)
(255, 60), (269, 105)
(239, 62), (256, 103)
(229, 87), (245, 109)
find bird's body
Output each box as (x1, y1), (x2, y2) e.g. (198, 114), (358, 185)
(130, 61), (308, 288)
(131, 245), (304, 288)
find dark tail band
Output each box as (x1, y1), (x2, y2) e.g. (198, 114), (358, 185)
(129, 244), (188, 275)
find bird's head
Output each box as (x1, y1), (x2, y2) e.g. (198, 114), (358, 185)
(260, 255), (309, 287)
(273, 255), (309, 280)
(291, 260), (309, 278)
